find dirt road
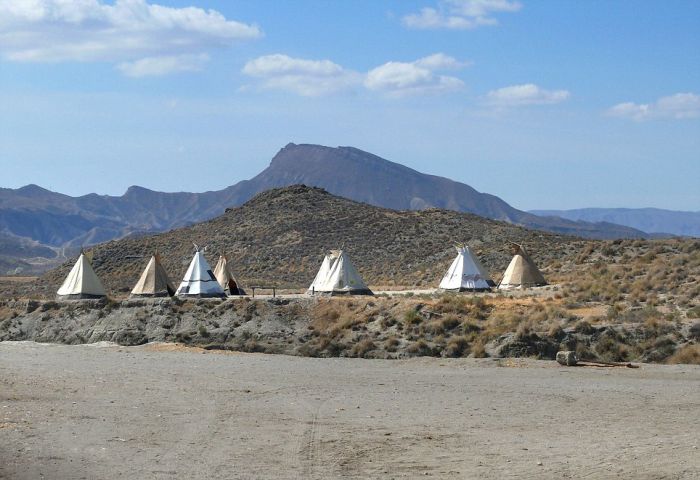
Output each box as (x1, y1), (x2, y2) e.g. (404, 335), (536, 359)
(1, 341), (698, 479)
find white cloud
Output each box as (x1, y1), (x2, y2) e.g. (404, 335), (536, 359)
(117, 53), (209, 77)
(365, 54), (467, 97)
(243, 53), (469, 97)
(0, 0), (261, 75)
(607, 93), (700, 121)
(243, 54), (344, 78)
(414, 52), (472, 70)
(365, 62), (464, 97)
(241, 54), (361, 96)
(403, 0), (521, 30)
(485, 83), (570, 107)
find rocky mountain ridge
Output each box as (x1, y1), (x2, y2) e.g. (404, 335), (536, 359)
(1, 143), (647, 273)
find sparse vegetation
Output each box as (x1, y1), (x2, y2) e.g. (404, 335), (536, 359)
(0, 228), (698, 364)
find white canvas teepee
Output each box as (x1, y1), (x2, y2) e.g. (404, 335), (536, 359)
(308, 250), (372, 295)
(130, 253), (175, 297)
(439, 245), (493, 291)
(214, 255), (244, 295)
(498, 244), (547, 289)
(175, 249), (225, 298)
(56, 252), (107, 299)
(307, 251), (339, 294)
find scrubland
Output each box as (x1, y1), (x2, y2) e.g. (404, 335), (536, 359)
(1, 237), (698, 364)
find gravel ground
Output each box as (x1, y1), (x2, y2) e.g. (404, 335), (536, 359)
(1, 341), (698, 479)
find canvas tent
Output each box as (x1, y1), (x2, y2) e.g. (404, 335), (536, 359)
(308, 250), (373, 295)
(439, 245), (494, 291)
(175, 248), (225, 298)
(307, 251), (338, 294)
(56, 251), (107, 299)
(498, 244), (547, 289)
(214, 254), (244, 295)
(130, 253), (175, 297)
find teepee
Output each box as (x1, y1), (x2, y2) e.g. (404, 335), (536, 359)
(56, 251), (107, 299)
(130, 253), (175, 297)
(307, 251), (338, 294)
(439, 245), (494, 291)
(214, 254), (244, 295)
(175, 247), (225, 298)
(308, 250), (372, 295)
(498, 244), (547, 289)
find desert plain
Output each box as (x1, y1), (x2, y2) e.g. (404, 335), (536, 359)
(1, 341), (698, 479)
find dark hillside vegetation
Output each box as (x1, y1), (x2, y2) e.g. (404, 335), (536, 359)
(33, 185), (584, 297)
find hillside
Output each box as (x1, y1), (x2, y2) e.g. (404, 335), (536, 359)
(0, 144), (646, 274)
(531, 207), (700, 237)
(3, 186), (698, 365)
(35, 185), (585, 297)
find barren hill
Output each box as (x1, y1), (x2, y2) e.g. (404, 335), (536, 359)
(38, 185), (585, 296)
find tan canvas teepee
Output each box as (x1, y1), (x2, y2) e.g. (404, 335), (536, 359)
(498, 244), (547, 289)
(130, 253), (175, 297)
(56, 251), (107, 299)
(213, 255), (244, 295)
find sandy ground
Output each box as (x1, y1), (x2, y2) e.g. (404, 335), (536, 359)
(1, 342), (698, 480)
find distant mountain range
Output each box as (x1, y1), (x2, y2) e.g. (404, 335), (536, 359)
(530, 208), (700, 238)
(0, 143), (651, 273)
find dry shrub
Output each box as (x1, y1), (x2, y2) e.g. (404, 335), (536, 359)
(351, 338), (375, 358)
(471, 341), (488, 358)
(403, 308), (422, 326)
(406, 339), (434, 356)
(441, 314), (461, 331)
(422, 320), (445, 336)
(311, 300), (365, 334)
(444, 336), (469, 357)
(483, 311), (524, 339)
(384, 336), (400, 352)
(575, 320), (594, 335)
(688, 323), (700, 340)
(311, 302), (341, 329)
(515, 321), (534, 341)
(666, 344), (700, 364)
(462, 320), (481, 334)
(433, 295), (490, 319)
(547, 324), (564, 339)
(594, 332), (629, 362)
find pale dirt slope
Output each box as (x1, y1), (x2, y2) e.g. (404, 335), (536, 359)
(1, 341), (698, 479)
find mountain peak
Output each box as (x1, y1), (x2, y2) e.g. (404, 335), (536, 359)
(17, 184), (51, 195)
(124, 185), (156, 196)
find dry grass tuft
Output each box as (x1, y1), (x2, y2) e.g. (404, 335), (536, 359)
(666, 344), (700, 364)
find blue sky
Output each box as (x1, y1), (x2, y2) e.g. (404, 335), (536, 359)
(1, 0), (698, 210)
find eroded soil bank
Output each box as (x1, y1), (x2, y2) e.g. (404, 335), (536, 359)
(1, 295), (698, 363)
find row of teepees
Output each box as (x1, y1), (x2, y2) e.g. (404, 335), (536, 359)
(57, 247), (241, 299)
(56, 243), (546, 299)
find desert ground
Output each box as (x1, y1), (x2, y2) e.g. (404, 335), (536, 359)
(1, 341), (698, 479)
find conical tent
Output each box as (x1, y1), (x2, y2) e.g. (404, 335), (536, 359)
(130, 253), (175, 297)
(307, 251), (339, 294)
(175, 250), (225, 298)
(308, 250), (372, 295)
(439, 245), (493, 291)
(498, 244), (547, 289)
(56, 252), (107, 299)
(214, 255), (244, 295)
